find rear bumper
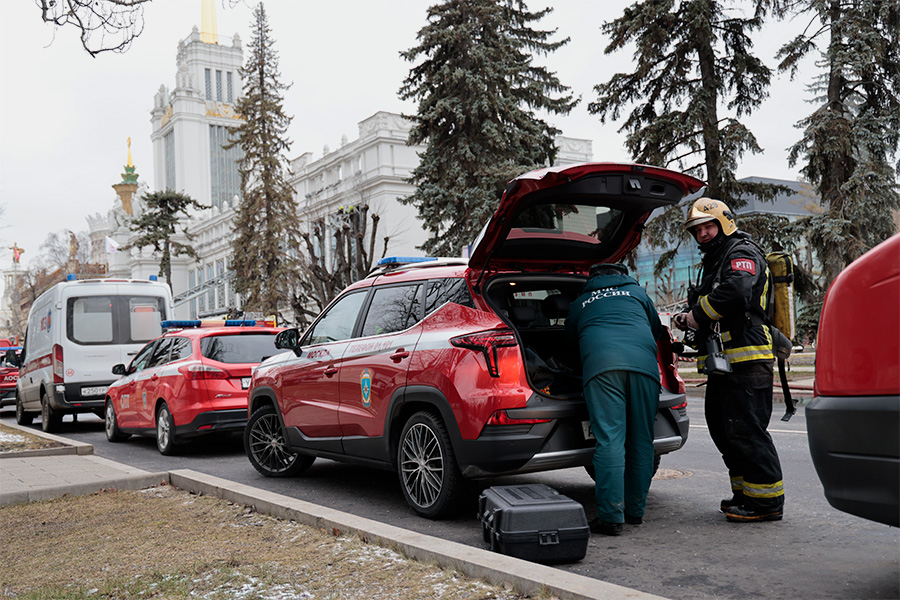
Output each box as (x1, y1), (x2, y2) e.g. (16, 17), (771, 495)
(46, 382), (114, 412)
(174, 409), (247, 438)
(806, 394), (899, 526)
(457, 389), (690, 478)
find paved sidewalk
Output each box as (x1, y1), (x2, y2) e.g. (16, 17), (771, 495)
(0, 420), (668, 600)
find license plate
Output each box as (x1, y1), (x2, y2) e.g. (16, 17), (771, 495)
(82, 386), (108, 396)
(241, 377), (251, 389)
(582, 421), (595, 440)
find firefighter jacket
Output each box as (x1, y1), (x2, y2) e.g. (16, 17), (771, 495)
(689, 231), (775, 370)
(566, 272), (663, 382)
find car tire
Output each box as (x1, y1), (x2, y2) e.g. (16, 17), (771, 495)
(105, 400), (130, 442)
(584, 454), (661, 481)
(40, 389), (62, 433)
(245, 404), (314, 477)
(397, 411), (464, 519)
(156, 402), (178, 455)
(15, 394), (34, 426)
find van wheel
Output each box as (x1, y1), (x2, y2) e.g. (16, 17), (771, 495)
(105, 400), (130, 442)
(397, 411), (464, 519)
(41, 390), (62, 433)
(15, 394), (34, 426)
(584, 454), (661, 481)
(156, 403), (178, 455)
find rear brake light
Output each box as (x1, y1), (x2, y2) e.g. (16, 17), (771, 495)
(52, 344), (64, 384)
(670, 401), (687, 410)
(178, 364), (229, 380)
(450, 329), (518, 377)
(486, 410), (551, 426)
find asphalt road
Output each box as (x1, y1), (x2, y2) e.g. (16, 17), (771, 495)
(3, 394), (897, 600)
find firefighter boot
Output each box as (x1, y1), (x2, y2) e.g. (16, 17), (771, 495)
(720, 493), (745, 513)
(725, 505), (783, 522)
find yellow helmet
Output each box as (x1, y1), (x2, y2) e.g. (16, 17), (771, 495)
(684, 198), (737, 236)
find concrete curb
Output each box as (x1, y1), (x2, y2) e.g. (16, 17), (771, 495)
(0, 420), (94, 457)
(169, 469), (669, 600)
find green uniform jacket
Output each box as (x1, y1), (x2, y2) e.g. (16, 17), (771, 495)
(565, 272), (663, 382)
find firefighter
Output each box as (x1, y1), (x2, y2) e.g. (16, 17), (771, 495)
(674, 198), (785, 522)
(566, 263), (664, 535)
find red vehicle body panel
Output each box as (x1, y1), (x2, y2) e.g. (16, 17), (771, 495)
(815, 233), (900, 397)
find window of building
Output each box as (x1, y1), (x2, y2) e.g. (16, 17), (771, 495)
(216, 259), (225, 309)
(205, 69), (212, 100)
(164, 130), (176, 191)
(188, 270), (197, 319)
(207, 264), (215, 310)
(215, 70), (223, 101)
(226, 72), (233, 103)
(197, 267), (206, 314)
(209, 125), (242, 211)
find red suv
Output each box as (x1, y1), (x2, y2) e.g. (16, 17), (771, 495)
(245, 163), (703, 518)
(104, 319), (282, 454)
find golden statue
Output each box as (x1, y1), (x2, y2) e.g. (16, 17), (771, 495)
(127, 137), (133, 168)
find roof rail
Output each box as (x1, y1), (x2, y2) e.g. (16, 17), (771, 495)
(367, 256), (469, 278)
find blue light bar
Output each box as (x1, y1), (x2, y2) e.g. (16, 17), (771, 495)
(162, 320), (201, 329)
(161, 319), (260, 329)
(376, 256), (437, 266)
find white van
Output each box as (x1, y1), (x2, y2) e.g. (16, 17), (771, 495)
(15, 276), (173, 432)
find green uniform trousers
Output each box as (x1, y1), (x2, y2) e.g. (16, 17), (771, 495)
(586, 370), (659, 523)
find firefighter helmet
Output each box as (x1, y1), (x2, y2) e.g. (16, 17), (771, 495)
(684, 198), (737, 236)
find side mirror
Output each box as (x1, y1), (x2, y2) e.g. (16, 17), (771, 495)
(274, 328), (300, 351)
(112, 364), (126, 375)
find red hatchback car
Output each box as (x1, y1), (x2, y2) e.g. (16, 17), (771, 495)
(104, 320), (282, 454)
(245, 162), (704, 518)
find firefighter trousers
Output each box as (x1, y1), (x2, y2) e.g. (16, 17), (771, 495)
(705, 360), (785, 511)
(585, 370), (659, 523)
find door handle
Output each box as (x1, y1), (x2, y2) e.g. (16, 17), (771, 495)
(324, 366), (338, 377)
(390, 350), (410, 363)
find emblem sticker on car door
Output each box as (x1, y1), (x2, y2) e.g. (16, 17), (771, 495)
(360, 368), (372, 407)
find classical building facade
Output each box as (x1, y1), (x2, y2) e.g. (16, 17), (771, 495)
(65, 7), (592, 326)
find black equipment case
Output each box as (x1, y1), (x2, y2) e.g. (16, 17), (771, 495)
(478, 483), (589, 563)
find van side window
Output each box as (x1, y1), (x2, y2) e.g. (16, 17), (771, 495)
(361, 284), (422, 337)
(425, 278), (475, 315)
(128, 297), (164, 343)
(69, 296), (115, 343)
(66, 295), (165, 345)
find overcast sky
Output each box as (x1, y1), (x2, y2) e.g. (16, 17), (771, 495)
(0, 0), (816, 279)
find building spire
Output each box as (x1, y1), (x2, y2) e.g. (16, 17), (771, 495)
(127, 136), (134, 168)
(201, 0), (219, 45)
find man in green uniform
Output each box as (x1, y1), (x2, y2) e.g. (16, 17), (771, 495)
(566, 263), (663, 536)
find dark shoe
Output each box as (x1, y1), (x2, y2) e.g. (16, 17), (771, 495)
(725, 505), (783, 522)
(720, 494), (744, 513)
(624, 513), (643, 525)
(589, 518), (623, 536)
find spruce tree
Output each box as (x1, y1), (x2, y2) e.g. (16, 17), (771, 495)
(777, 0), (900, 289)
(589, 0), (782, 272)
(228, 3), (301, 321)
(124, 190), (205, 289)
(400, 0), (577, 256)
